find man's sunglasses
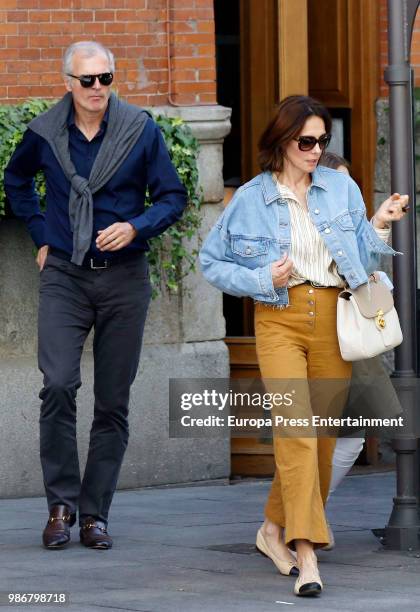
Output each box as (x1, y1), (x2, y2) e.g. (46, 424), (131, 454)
(294, 134), (331, 151)
(67, 72), (114, 88)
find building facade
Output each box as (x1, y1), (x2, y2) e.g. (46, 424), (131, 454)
(0, 0), (418, 492)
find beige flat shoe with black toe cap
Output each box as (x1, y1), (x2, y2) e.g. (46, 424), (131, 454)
(294, 566), (323, 597)
(256, 528), (299, 576)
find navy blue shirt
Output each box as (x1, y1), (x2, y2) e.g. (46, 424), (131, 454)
(4, 103), (187, 259)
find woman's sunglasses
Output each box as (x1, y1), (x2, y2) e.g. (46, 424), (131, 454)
(67, 72), (114, 88)
(294, 134), (331, 151)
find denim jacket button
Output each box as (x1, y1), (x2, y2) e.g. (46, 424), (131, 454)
(314, 209), (320, 214)
(324, 227), (331, 234)
(245, 247), (252, 254)
(337, 250), (343, 256)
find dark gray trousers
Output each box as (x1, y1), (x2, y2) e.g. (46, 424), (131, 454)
(38, 253), (151, 524)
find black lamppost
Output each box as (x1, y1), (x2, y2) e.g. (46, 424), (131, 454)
(383, 0), (420, 550)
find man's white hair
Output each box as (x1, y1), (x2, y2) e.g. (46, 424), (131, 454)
(63, 41), (115, 83)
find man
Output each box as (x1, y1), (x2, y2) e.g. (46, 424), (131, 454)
(4, 41), (187, 550)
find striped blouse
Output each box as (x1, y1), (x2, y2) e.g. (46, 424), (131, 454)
(273, 176), (390, 288)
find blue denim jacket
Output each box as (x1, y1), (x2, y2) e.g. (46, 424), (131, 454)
(199, 167), (399, 306)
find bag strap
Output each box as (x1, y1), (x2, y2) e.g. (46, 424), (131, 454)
(338, 276), (394, 318)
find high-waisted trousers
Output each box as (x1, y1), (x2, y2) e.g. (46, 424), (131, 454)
(254, 284), (352, 549)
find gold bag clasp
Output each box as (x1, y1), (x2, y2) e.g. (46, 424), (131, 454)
(375, 309), (386, 330)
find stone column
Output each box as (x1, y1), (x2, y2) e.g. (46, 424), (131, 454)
(152, 105), (232, 343)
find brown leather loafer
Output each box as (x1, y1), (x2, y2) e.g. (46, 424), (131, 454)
(80, 517), (113, 549)
(42, 504), (76, 549)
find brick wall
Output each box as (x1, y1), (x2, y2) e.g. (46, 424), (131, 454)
(411, 6), (420, 90)
(379, 0), (420, 97)
(0, 0), (217, 106)
(379, 0), (387, 97)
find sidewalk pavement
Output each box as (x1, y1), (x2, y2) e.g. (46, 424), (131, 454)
(1, 471), (420, 612)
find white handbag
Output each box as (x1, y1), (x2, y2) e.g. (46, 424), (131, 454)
(337, 274), (403, 361)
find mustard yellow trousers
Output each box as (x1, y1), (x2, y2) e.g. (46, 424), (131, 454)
(255, 284), (352, 549)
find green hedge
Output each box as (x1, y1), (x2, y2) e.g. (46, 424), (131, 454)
(0, 99), (202, 295)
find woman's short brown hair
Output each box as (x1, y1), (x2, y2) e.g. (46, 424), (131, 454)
(258, 95), (332, 173)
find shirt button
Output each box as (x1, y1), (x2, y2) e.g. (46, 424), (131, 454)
(308, 311), (314, 316)
(308, 289), (314, 294)
(324, 228), (331, 234)
(337, 250), (343, 256)
(314, 209), (320, 214)
(308, 300), (314, 305)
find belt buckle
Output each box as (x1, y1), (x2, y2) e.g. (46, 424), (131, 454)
(310, 281), (328, 289)
(90, 258), (108, 270)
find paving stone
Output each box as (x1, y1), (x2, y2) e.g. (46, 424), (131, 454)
(1, 472), (419, 611)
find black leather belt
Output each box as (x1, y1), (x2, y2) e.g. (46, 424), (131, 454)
(49, 248), (144, 270)
(301, 280), (334, 289)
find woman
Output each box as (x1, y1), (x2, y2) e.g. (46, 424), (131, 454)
(199, 95), (408, 598)
(319, 151), (404, 551)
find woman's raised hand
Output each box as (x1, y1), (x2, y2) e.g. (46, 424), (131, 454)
(271, 253), (294, 288)
(372, 193), (409, 229)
